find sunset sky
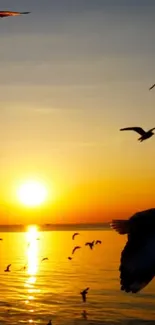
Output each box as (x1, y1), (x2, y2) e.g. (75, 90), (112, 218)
(0, 0), (155, 225)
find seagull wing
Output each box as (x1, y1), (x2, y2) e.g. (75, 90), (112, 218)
(3, 11), (20, 16)
(111, 219), (130, 235)
(120, 127), (145, 136)
(149, 84), (155, 90)
(72, 232), (79, 240)
(81, 288), (89, 301)
(85, 242), (90, 246)
(84, 287), (89, 293)
(149, 127), (155, 132)
(8, 11), (30, 16)
(20, 12), (30, 15)
(112, 209), (155, 293)
(72, 246), (81, 254)
(120, 234), (155, 293)
(0, 11), (30, 17)
(96, 240), (101, 244)
(111, 209), (155, 237)
(7, 264), (11, 270)
(0, 11), (11, 17)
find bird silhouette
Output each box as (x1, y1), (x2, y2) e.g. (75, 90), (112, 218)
(72, 232), (79, 240)
(47, 321), (52, 325)
(4, 264), (11, 272)
(20, 264), (27, 271)
(41, 257), (49, 262)
(68, 256), (72, 260)
(85, 241), (95, 250)
(0, 238), (3, 240)
(111, 208), (155, 293)
(0, 11), (30, 18)
(95, 240), (102, 245)
(80, 287), (89, 302)
(149, 83), (155, 90)
(120, 127), (155, 142)
(72, 246), (81, 255)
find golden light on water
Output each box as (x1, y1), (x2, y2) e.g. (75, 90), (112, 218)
(26, 225), (39, 276)
(25, 225), (40, 309)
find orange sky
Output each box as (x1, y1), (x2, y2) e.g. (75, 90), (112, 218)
(0, 1), (155, 224)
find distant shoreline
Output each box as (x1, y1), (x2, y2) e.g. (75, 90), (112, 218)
(0, 222), (110, 232)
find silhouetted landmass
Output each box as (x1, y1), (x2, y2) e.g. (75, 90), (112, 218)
(0, 222), (110, 232)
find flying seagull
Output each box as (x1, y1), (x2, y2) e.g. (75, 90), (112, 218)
(72, 246), (81, 255)
(120, 127), (155, 142)
(0, 11), (30, 18)
(41, 257), (48, 262)
(80, 287), (89, 302)
(68, 256), (72, 260)
(95, 240), (102, 245)
(20, 264), (27, 271)
(149, 84), (155, 91)
(4, 264), (11, 272)
(85, 241), (95, 250)
(111, 208), (155, 293)
(72, 232), (79, 240)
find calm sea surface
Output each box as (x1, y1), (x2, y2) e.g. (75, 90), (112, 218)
(0, 227), (155, 325)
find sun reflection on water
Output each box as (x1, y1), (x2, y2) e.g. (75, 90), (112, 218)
(24, 225), (40, 313)
(26, 225), (38, 276)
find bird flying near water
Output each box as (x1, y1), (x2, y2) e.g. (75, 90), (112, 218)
(85, 241), (95, 250)
(41, 257), (49, 262)
(120, 127), (155, 142)
(95, 240), (102, 245)
(80, 287), (89, 302)
(149, 84), (155, 91)
(4, 264), (11, 272)
(0, 11), (30, 18)
(111, 208), (155, 293)
(72, 246), (81, 255)
(20, 264), (27, 271)
(47, 320), (52, 325)
(72, 232), (79, 240)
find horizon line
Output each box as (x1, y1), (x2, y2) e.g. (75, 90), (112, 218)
(0, 222), (111, 232)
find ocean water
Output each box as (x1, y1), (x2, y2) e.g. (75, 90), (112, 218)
(0, 227), (155, 325)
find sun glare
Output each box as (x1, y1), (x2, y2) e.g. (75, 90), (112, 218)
(18, 180), (47, 207)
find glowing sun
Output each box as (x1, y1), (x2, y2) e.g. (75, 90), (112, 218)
(18, 180), (47, 207)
